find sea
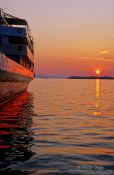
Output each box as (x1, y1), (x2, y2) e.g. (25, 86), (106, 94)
(0, 79), (114, 175)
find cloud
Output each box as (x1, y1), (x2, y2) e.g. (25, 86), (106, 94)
(42, 55), (114, 62)
(53, 55), (113, 61)
(99, 50), (110, 55)
(71, 56), (114, 62)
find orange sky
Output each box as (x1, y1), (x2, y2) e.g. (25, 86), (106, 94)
(1, 0), (114, 76)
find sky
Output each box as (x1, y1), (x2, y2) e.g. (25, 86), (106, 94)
(1, 0), (114, 76)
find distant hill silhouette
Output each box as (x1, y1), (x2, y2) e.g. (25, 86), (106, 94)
(35, 74), (67, 79)
(35, 74), (114, 79)
(68, 76), (114, 79)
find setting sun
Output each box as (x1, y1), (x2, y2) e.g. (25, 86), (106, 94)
(96, 70), (101, 75)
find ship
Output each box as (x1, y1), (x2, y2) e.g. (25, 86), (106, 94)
(0, 9), (34, 104)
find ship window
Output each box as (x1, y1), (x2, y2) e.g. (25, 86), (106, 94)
(0, 37), (2, 43)
(9, 36), (27, 44)
(18, 45), (23, 51)
(6, 55), (20, 64)
(17, 28), (23, 34)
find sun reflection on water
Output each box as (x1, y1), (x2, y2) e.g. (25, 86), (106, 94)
(96, 79), (100, 98)
(93, 79), (101, 116)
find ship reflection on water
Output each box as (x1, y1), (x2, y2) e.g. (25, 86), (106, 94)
(0, 92), (35, 175)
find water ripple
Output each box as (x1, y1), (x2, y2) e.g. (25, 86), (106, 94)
(0, 79), (114, 174)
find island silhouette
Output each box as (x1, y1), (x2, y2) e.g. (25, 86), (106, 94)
(68, 76), (114, 79)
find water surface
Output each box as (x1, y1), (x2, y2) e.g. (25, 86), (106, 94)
(0, 79), (114, 175)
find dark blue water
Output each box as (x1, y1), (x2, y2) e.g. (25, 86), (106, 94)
(0, 79), (114, 175)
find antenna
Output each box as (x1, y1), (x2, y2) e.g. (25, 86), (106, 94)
(0, 8), (7, 16)
(0, 8), (9, 25)
(0, 8), (3, 17)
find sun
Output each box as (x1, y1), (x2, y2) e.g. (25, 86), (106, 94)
(96, 69), (101, 75)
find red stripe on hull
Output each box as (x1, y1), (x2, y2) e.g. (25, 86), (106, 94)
(0, 52), (34, 104)
(0, 52), (34, 79)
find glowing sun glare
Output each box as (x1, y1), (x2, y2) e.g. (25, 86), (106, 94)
(96, 70), (100, 75)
